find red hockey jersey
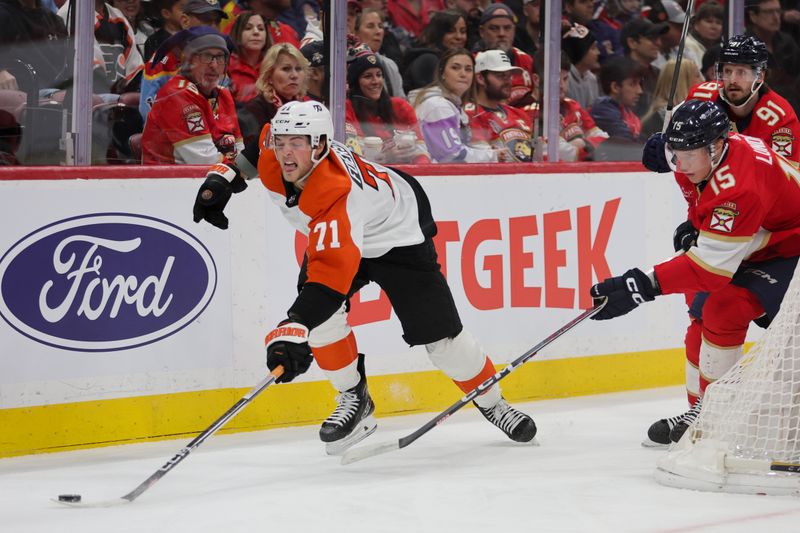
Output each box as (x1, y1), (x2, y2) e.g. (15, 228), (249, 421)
(561, 97), (607, 160)
(141, 75), (242, 164)
(655, 133), (800, 295)
(687, 80), (800, 162)
(465, 102), (534, 162)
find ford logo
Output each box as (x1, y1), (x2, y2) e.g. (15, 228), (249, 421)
(0, 213), (217, 352)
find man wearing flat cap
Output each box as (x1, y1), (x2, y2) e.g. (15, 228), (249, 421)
(142, 28), (243, 164)
(475, 3), (536, 110)
(620, 17), (669, 117)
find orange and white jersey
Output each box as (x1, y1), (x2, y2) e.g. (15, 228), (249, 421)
(655, 133), (800, 295)
(257, 139), (427, 295)
(687, 81), (800, 162)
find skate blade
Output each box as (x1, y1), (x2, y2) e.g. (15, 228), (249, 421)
(325, 415), (377, 456)
(641, 436), (670, 448)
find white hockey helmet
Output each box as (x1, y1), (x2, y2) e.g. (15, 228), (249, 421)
(270, 100), (333, 150)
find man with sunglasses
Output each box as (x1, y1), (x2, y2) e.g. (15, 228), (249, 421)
(142, 28), (242, 164)
(601, 100), (800, 446)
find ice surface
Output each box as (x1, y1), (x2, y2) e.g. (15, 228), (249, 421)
(2, 387), (800, 533)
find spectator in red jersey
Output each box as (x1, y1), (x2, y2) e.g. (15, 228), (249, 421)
(355, 8), (405, 98)
(141, 29), (242, 164)
(474, 3), (536, 109)
(228, 11), (272, 103)
(143, 0), (187, 61)
(465, 49), (534, 162)
(403, 10), (468, 93)
(591, 56), (644, 150)
(412, 48), (501, 163)
(620, 17), (669, 117)
(559, 53), (608, 161)
(237, 42), (308, 147)
(345, 50), (431, 164)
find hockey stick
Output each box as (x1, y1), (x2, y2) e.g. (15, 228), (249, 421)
(53, 366), (284, 508)
(663, 0), (697, 131)
(340, 303), (606, 465)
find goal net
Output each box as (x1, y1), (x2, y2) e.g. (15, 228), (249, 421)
(655, 263), (800, 496)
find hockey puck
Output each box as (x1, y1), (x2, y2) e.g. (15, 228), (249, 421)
(58, 494), (81, 503)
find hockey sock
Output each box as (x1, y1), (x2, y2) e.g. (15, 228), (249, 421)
(453, 357), (502, 408)
(313, 331), (360, 392)
(684, 317), (702, 404)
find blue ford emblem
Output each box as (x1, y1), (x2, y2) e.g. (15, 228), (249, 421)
(0, 213), (217, 352)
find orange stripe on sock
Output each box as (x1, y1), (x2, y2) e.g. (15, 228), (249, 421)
(453, 357), (496, 394)
(312, 332), (358, 371)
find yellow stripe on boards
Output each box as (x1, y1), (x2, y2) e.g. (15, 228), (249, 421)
(0, 348), (685, 458)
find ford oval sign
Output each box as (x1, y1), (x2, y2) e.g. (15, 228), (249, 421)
(0, 213), (217, 352)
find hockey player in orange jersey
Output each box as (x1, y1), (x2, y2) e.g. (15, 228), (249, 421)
(600, 99), (800, 446)
(191, 100), (536, 454)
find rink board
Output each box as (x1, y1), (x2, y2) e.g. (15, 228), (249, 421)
(0, 162), (697, 457)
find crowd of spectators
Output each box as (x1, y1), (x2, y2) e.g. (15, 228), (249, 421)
(2, 0), (800, 166)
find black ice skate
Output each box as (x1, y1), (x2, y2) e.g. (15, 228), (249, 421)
(643, 397), (703, 448)
(669, 397), (703, 443)
(476, 398), (537, 443)
(319, 353), (377, 455)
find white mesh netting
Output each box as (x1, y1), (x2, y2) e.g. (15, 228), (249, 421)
(656, 261), (800, 495)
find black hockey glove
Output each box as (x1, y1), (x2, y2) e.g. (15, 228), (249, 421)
(192, 163), (247, 230)
(673, 219), (699, 252)
(265, 319), (313, 383)
(590, 268), (659, 321)
(642, 133), (671, 173)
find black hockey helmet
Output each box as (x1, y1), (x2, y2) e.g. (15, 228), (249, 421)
(665, 100), (730, 151)
(717, 34), (769, 70)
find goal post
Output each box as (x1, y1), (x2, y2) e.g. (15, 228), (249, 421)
(655, 262), (800, 496)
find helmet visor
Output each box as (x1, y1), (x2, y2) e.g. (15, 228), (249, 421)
(665, 145), (711, 174)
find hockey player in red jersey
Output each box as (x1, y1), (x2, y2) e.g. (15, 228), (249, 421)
(639, 35), (800, 445)
(684, 34), (799, 162)
(191, 101), (537, 454)
(601, 99), (800, 445)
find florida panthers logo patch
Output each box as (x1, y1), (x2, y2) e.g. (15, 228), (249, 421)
(771, 128), (794, 158)
(709, 206), (738, 233)
(498, 128), (533, 162)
